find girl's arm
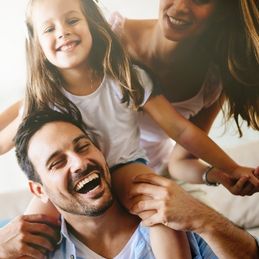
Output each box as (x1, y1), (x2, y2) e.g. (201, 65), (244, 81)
(143, 95), (259, 187)
(0, 100), (23, 154)
(0, 100), (21, 130)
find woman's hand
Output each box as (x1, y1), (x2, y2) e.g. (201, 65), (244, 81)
(215, 166), (259, 195)
(0, 214), (60, 259)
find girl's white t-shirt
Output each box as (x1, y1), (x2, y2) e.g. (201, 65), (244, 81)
(62, 67), (153, 167)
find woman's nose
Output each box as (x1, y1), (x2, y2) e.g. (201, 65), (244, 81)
(172, 0), (190, 14)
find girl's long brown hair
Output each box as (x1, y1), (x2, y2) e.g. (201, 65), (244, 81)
(24, 0), (145, 120)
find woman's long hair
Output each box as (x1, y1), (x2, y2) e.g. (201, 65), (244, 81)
(24, 0), (145, 119)
(209, 0), (259, 135)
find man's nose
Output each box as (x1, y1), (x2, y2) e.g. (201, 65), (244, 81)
(69, 153), (87, 174)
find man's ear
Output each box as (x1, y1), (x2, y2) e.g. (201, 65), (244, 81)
(28, 180), (49, 203)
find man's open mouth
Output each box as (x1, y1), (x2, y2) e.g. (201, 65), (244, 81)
(74, 172), (101, 194)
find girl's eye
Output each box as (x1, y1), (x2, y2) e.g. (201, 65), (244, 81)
(44, 26), (55, 33)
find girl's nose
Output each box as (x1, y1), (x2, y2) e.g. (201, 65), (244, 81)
(57, 25), (71, 39)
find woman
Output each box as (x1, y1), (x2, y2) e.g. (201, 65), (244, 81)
(111, 0), (259, 189)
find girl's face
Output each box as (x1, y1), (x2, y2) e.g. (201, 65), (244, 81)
(33, 0), (92, 70)
(159, 0), (218, 41)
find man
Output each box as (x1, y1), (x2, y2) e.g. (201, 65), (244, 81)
(10, 110), (217, 259)
(0, 110), (257, 258)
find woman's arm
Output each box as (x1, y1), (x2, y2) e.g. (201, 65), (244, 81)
(168, 96), (223, 183)
(143, 95), (259, 187)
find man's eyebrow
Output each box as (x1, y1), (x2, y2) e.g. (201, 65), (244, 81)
(73, 135), (91, 145)
(45, 135), (91, 168)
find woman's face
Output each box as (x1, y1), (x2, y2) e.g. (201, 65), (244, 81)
(159, 0), (219, 41)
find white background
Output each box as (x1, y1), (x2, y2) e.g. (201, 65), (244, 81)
(0, 0), (258, 192)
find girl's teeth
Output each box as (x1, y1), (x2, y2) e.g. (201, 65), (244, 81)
(61, 42), (76, 51)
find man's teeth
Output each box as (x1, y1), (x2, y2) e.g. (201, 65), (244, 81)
(75, 173), (99, 192)
(169, 16), (187, 26)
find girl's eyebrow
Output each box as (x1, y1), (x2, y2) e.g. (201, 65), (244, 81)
(40, 10), (82, 26)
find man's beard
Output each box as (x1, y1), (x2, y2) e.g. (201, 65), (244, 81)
(45, 163), (114, 216)
(46, 178), (114, 216)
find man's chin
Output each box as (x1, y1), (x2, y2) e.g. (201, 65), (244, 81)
(85, 197), (114, 217)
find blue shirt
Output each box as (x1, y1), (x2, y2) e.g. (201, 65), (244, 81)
(48, 217), (154, 259)
(48, 217), (218, 259)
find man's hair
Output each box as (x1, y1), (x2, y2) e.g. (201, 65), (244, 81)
(15, 109), (89, 182)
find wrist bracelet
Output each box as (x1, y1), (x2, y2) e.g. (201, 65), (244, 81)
(202, 166), (220, 186)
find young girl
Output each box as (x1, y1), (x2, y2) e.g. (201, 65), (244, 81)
(1, 0), (258, 257)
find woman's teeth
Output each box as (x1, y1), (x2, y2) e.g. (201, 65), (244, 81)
(169, 16), (188, 26)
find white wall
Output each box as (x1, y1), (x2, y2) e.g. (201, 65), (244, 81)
(0, 0), (258, 193)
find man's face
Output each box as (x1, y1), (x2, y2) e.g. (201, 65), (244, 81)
(28, 121), (113, 216)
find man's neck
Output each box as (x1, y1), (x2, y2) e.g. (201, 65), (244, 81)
(64, 201), (140, 258)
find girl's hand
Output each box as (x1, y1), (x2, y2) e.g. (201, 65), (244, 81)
(0, 214), (60, 259)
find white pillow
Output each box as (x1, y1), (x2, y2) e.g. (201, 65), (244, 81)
(206, 186), (259, 229)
